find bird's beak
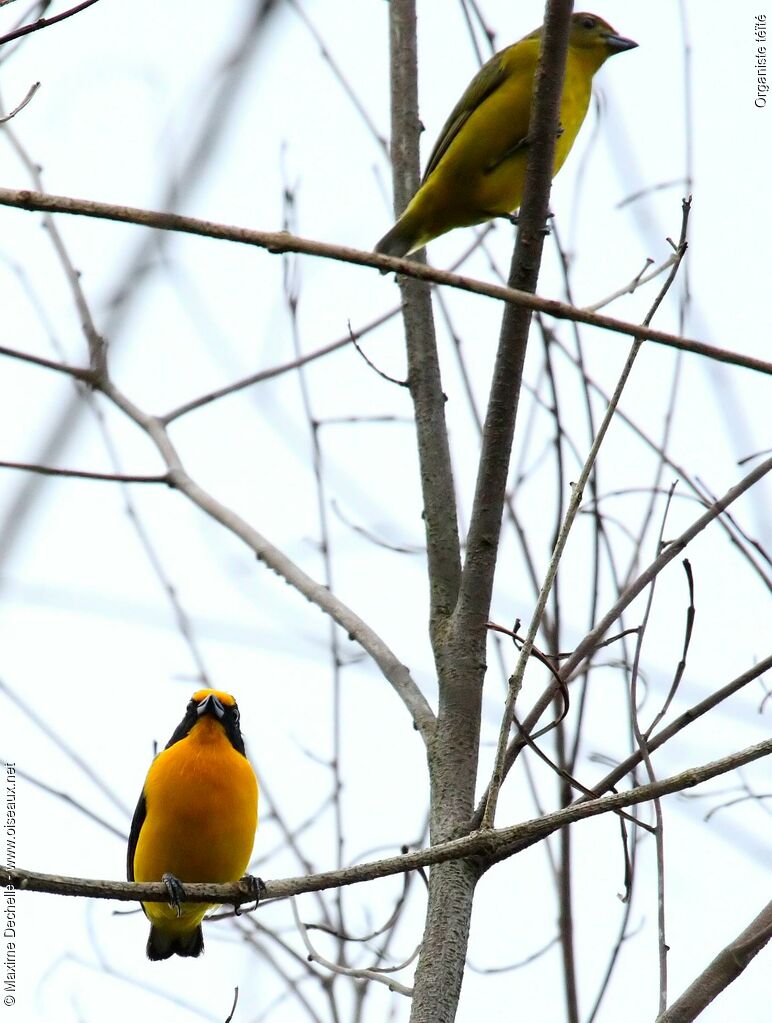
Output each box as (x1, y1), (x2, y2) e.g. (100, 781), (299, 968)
(197, 694), (225, 719)
(604, 32), (638, 54)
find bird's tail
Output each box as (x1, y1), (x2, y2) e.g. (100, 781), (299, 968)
(146, 923), (204, 960)
(375, 195), (434, 259)
(374, 217), (416, 258)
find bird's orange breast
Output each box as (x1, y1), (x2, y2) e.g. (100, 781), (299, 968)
(133, 717), (258, 885)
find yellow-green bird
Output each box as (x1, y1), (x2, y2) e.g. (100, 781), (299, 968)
(375, 12), (637, 258)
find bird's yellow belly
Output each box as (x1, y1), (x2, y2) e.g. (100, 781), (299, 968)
(133, 734), (258, 884)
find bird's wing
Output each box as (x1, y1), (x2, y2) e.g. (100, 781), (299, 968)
(126, 790), (147, 881)
(421, 50), (510, 183)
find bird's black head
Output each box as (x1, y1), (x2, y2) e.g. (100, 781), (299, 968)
(164, 688), (247, 755)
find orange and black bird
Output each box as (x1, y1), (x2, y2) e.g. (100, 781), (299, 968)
(127, 689), (259, 960)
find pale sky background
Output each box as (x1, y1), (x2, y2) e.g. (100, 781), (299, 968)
(0, 1), (770, 1021)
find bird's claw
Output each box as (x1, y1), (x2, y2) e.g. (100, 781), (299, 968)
(235, 874), (266, 916)
(162, 872), (186, 919)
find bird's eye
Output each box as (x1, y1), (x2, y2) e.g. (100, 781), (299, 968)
(582, 16), (596, 29)
(232, 707), (240, 723)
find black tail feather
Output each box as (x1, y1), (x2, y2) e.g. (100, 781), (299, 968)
(146, 924), (204, 960)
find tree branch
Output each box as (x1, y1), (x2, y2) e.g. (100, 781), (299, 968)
(655, 900), (772, 1023)
(0, 461), (171, 484)
(0, 188), (768, 375)
(482, 200), (690, 829)
(579, 653), (772, 802)
(0, 342), (93, 380)
(0, 0), (102, 48)
(4, 737), (770, 904)
(98, 379), (437, 740)
(388, 0), (462, 623)
(472, 451), (772, 822)
(456, 0), (575, 654)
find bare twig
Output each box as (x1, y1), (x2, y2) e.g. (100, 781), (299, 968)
(0, 678), (130, 816)
(224, 987), (239, 1023)
(280, 177), (347, 978)
(577, 653), (772, 805)
(290, 898), (413, 996)
(552, 338), (772, 591)
(655, 901), (772, 1023)
(0, 0), (101, 47)
(349, 323), (407, 387)
(0, 188), (768, 375)
(0, 80), (39, 122)
(468, 0), (577, 839)
(474, 479), (772, 826)
(482, 200), (691, 829)
(583, 253), (674, 313)
(628, 483), (679, 1014)
(287, 0), (388, 154)
(467, 935), (559, 974)
(387, 0), (462, 625)
(0, 461), (170, 485)
(5, 735), (771, 903)
(645, 559), (695, 738)
(100, 379), (437, 740)
(0, 760), (126, 841)
(0, 342), (93, 379)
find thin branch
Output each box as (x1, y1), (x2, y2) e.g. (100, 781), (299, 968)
(558, 461), (772, 686)
(0, 342), (93, 380)
(0, 80), (39, 122)
(6, 736), (770, 903)
(162, 305), (400, 423)
(290, 898), (413, 996)
(552, 337), (772, 591)
(628, 483), (679, 1015)
(287, 0), (388, 154)
(349, 323), (407, 387)
(473, 457), (772, 824)
(0, 0), (101, 47)
(0, 678), (130, 816)
(510, 716), (653, 833)
(655, 901), (772, 1023)
(331, 499), (424, 555)
(0, 5), (283, 575)
(467, 934), (559, 974)
(280, 177), (347, 977)
(464, 0), (577, 833)
(582, 253), (674, 313)
(577, 653), (772, 805)
(305, 869), (412, 943)
(99, 379), (437, 740)
(482, 200), (691, 829)
(224, 988), (239, 1023)
(387, 0), (462, 623)
(645, 559), (695, 738)
(0, 188), (768, 375)
(0, 760), (126, 841)
(0, 461), (171, 485)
